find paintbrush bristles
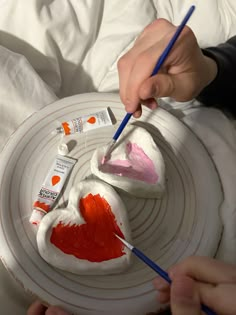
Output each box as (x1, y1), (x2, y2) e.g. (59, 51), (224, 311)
(114, 234), (134, 250)
(103, 140), (116, 163)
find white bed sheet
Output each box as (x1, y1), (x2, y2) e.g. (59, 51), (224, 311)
(0, 1), (236, 314)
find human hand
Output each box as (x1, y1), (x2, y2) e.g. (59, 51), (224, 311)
(154, 256), (236, 315)
(27, 300), (70, 315)
(118, 19), (218, 117)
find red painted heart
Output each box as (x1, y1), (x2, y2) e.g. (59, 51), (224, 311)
(50, 193), (125, 262)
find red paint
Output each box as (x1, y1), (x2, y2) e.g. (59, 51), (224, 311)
(62, 122), (71, 135)
(33, 201), (50, 212)
(50, 193), (125, 262)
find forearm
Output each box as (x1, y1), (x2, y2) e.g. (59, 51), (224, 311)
(197, 36), (236, 117)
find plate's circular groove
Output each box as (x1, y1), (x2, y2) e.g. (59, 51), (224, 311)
(0, 93), (223, 314)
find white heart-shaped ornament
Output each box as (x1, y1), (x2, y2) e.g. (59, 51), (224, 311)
(91, 124), (166, 198)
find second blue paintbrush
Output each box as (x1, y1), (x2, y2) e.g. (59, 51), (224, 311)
(115, 234), (217, 315)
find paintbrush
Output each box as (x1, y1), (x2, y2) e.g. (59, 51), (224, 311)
(115, 234), (217, 315)
(103, 5), (195, 161)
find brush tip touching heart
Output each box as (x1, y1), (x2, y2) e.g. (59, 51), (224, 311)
(91, 124), (166, 198)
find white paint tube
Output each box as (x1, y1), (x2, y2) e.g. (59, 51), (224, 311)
(55, 108), (113, 135)
(29, 155), (77, 226)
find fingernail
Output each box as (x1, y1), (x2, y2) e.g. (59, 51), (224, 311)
(148, 99), (158, 110)
(133, 110), (142, 118)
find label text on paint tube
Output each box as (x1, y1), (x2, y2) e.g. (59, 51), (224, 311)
(29, 155), (77, 226)
(56, 108), (113, 135)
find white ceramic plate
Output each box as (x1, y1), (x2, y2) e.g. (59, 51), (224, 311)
(0, 93), (223, 315)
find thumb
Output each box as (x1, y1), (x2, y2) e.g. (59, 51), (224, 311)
(170, 275), (201, 315)
(139, 72), (197, 102)
(138, 74), (175, 100)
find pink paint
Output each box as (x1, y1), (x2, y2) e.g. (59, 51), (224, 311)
(100, 142), (158, 184)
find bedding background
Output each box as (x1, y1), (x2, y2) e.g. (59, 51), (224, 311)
(0, 1), (236, 314)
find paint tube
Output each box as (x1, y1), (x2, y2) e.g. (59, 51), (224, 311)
(55, 108), (113, 135)
(29, 155), (77, 226)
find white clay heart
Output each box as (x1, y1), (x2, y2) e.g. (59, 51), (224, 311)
(91, 124), (165, 198)
(37, 179), (132, 275)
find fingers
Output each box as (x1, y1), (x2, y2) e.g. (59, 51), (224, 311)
(118, 17), (208, 116)
(153, 276), (169, 291)
(27, 300), (47, 315)
(170, 275), (201, 315)
(119, 42), (167, 112)
(118, 46), (158, 113)
(125, 44), (165, 108)
(197, 282), (236, 314)
(169, 256), (236, 285)
(118, 19), (176, 114)
(153, 276), (170, 304)
(139, 71), (202, 102)
(119, 34), (194, 113)
(141, 98), (158, 110)
(46, 306), (70, 315)
(27, 300), (70, 315)
(127, 98), (158, 118)
(118, 55), (132, 109)
(155, 257), (236, 315)
(139, 75), (175, 100)
(132, 103), (142, 118)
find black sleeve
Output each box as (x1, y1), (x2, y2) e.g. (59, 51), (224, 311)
(197, 36), (236, 117)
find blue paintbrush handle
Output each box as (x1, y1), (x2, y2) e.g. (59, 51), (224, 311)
(201, 304), (217, 315)
(132, 247), (217, 315)
(151, 5), (195, 76)
(113, 5), (195, 142)
(113, 112), (132, 141)
(133, 247), (171, 283)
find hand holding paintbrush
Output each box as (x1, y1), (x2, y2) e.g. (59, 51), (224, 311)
(103, 5), (195, 161)
(115, 234), (217, 315)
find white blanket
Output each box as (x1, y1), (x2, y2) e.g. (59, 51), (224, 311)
(0, 1), (236, 314)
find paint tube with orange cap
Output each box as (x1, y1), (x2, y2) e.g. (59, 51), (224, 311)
(29, 155), (77, 226)
(55, 108), (113, 135)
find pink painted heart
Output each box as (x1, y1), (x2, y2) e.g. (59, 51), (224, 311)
(100, 141), (158, 184)
(91, 124), (166, 198)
